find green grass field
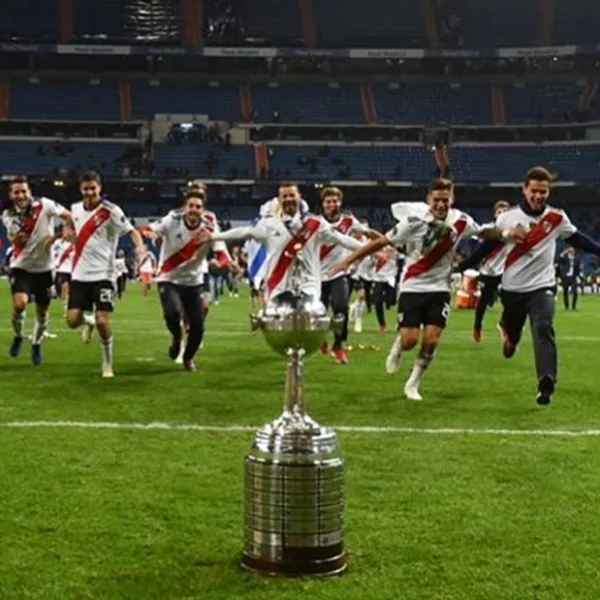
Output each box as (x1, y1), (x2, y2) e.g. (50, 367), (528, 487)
(1, 281), (600, 600)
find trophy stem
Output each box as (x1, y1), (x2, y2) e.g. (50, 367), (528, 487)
(284, 347), (306, 417)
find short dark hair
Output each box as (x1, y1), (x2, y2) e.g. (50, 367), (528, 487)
(79, 170), (101, 185)
(183, 191), (205, 205)
(427, 178), (453, 193)
(320, 186), (344, 202)
(524, 166), (552, 186)
(8, 175), (29, 189)
(278, 182), (299, 191)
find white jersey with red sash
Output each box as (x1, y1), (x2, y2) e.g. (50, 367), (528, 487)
(320, 213), (369, 282)
(371, 247), (398, 287)
(1, 197), (65, 273)
(151, 210), (229, 287)
(477, 221), (506, 277)
(387, 205), (481, 294)
(71, 200), (134, 282)
(497, 205), (576, 293)
(54, 238), (74, 274)
(213, 213), (362, 302)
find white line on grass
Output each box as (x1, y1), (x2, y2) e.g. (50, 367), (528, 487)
(3, 420), (600, 437)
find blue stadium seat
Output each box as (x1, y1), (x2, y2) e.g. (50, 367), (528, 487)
(131, 82), (240, 121)
(10, 81), (120, 121)
(0, 141), (139, 176)
(504, 82), (586, 125)
(450, 144), (600, 183)
(373, 83), (492, 125)
(251, 83), (364, 124)
(153, 142), (254, 179)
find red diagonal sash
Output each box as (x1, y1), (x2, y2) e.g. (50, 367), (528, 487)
(58, 244), (74, 268)
(159, 238), (204, 275)
(376, 250), (394, 272)
(267, 217), (321, 293)
(504, 212), (563, 270)
(403, 219), (467, 281)
(319, 216), (354, 261)
(13, 202), (43, 259)
(72, 207), (112, 271)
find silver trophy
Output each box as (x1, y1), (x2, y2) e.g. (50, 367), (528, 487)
(242, 251), (347, 576)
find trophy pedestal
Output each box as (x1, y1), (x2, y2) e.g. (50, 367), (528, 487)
(241, 417), (346, 576)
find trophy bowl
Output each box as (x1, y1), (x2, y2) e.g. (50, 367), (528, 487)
(252, 293), (332, 357)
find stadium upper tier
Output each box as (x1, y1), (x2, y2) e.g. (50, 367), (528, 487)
(1, 140), (598, 184)
(6, 80), (597, 125)
(0, 0), (598, 46)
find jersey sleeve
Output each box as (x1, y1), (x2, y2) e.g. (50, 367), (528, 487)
(111, 205), (135, 236)
(558, 210), (578, 239)
(462, 213), (482, 238)
(318, 221), (362, 250)
(149, 214), (171, 237)
(385, 218), (412, 246)
(42, 197), (66, 218)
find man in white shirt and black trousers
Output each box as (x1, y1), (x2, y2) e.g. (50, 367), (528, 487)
(458, 166), (600, 406)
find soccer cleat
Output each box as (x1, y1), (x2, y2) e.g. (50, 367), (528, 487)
(331, 349), (348, 364)
(536, 375), (555, 406)
(378, 325), (388, 334)
(183, 359), (197, 372)
(9, 336), (23, 358)
(502, 338), (517, 359)
(320, 340), (329, 355)
(102, 364), (114, 378)
(82, 323), (95, 344)
(31, 344), (42, 366)
(404, 383), (423, 402)
(473, 327), (482, 343)
(353, 318), (363, 334)
(385, 337), (403, 375)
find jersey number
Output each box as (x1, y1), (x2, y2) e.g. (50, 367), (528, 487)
(99, 288), (114, 305)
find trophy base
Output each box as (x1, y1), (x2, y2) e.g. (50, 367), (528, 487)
(241, 545), (347, 577)
(242, 414), (346, 577)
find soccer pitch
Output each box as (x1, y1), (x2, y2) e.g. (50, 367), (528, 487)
(1, 282), (600, 600)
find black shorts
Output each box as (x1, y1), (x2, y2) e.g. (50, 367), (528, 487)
(68, 280), (116, 313)
(199, 273), (210, 294)
(10, 268), (53, 306)
(398, 291), (451, 329)
(55, 272), (72, 287)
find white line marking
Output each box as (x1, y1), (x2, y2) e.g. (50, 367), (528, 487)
(3, 420), (600, 437)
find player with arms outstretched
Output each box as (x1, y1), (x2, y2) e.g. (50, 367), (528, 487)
(65, 170), (146, 378)
(336, 178), (524, 401)
(204, 183), (368, 304)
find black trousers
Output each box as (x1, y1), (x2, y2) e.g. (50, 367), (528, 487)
(117, 274), (127, 299)
(321, 276), (350, 349)
(371, 282), (396, 328)
(501, 288), (557, 383)
(562, 277), (578, 310)
(158, 282), (205, 361)
(474, 274), (501, 330)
